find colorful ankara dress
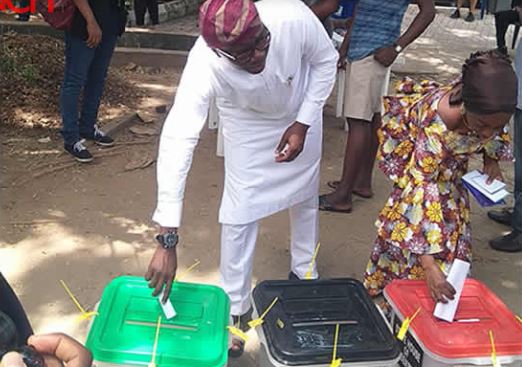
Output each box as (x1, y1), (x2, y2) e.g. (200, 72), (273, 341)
(364, 78), (512, 296)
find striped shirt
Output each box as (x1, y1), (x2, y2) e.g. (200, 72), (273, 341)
(348, 0), (410, 61)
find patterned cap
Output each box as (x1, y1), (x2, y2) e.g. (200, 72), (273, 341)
(199, 0), (263, 49)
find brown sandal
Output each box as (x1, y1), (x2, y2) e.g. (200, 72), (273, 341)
(228, 337), (245, 358)
(228, 309), (253, 358)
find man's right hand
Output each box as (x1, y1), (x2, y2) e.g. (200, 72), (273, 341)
(27, 333), (92, 367)
(86, 20), (102, 48)
(145, 229), (178, 303)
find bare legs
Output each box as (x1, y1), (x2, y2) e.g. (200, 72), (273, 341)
(322, 113), (381, 211)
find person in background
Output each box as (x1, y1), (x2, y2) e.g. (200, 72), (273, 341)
(450, 0), (478, 22)
(494, 0), (522, 55)
(488, 39), (522, 253)
(364, 51), (517, 302)
(134, 0), (159, 27)
(307, 0), (340, 20)
(145, 0), (337, 358)
(60, 0), (127, 163)
(16, 0), (30, 21)
(319, 0), (435, 213)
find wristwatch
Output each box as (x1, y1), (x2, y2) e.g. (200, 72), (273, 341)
(393, 42), (403, 54)
(155, 231), (179, 250)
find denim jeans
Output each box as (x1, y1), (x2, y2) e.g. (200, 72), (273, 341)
(513, 108), (522, 232)
(60, 32), (118, 146)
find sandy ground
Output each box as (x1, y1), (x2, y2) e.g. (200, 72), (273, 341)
(1, 66), (521, 366)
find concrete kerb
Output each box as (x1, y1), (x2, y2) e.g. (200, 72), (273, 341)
(0, 21), (197, 52)
(112, 47), (188, 68)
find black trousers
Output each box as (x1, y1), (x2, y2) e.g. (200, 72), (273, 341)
(0, 273), (33, 346)
(495, 10), (519, 48)
(134, 0), (159, 25)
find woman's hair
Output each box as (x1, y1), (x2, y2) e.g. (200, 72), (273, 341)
(451, 50), (518, 114)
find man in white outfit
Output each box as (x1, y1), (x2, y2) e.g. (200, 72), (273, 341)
(145, 0), (337, 356)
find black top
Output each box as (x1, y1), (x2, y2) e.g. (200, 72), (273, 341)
(252, 278), (400, 365)
(69, 0), (127, 40)
(0, 273), (33, 347)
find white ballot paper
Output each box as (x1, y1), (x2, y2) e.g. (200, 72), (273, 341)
(159, 288), (177, 320)
(433, 259), (470, 322)
(462, 170), (509, 203)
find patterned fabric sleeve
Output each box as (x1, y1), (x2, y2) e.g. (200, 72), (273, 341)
(393, 77), (440, 96)
(379, 78), (443, 182)
(482, 126), (513, 161)
(380, 118), (448, 256)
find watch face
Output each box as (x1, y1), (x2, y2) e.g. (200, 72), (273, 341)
(165, 233), (177, 247)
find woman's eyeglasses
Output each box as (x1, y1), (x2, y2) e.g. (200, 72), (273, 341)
(214, 27), (271, 65)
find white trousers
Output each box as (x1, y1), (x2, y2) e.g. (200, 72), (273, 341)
(220, 196), (319, 316)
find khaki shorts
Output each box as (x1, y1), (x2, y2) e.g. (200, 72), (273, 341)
(342, 55), (390, 122)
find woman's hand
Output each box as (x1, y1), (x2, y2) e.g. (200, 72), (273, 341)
(483, 155), (503, 184)
(425, 265), (455, 303)
(420, 255), (456, 303)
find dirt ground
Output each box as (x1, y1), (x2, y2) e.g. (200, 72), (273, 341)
(1, 65), (521, 366)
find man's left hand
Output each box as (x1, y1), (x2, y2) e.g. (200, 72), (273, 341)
(373, 46), (398, 67)
(275, 121), (309, 162)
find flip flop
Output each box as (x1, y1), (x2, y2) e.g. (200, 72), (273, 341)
(318, 195), (352, 213)
(326, 181), (374, 199)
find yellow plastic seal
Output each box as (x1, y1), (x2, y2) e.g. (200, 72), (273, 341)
(248, 297), (279, 329)
(330, 324), (342, 367)
(397, 307), (421, 341)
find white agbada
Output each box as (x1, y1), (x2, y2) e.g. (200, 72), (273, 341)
(153, 0), (338, 227)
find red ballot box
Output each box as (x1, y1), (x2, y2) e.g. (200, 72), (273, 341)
(384, 279), (522, 367)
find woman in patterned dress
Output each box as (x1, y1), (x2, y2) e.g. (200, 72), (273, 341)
(364, 51), (518, 303)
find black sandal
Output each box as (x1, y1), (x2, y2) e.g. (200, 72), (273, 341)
(319, 194), (353, 213)
(228, 309), (253, 358)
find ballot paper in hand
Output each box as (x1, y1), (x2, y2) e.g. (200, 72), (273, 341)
(462, 170), (509, 207)
(433, 259), (471, 322)
(158, 288), (177, 319)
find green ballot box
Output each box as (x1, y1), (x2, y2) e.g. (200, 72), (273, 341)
(86, 276), (230, 367)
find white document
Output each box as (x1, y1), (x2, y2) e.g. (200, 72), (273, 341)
(462, 170), (509, 203)
(433, 259), (471, 322)
(158, 288), (177, 320)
